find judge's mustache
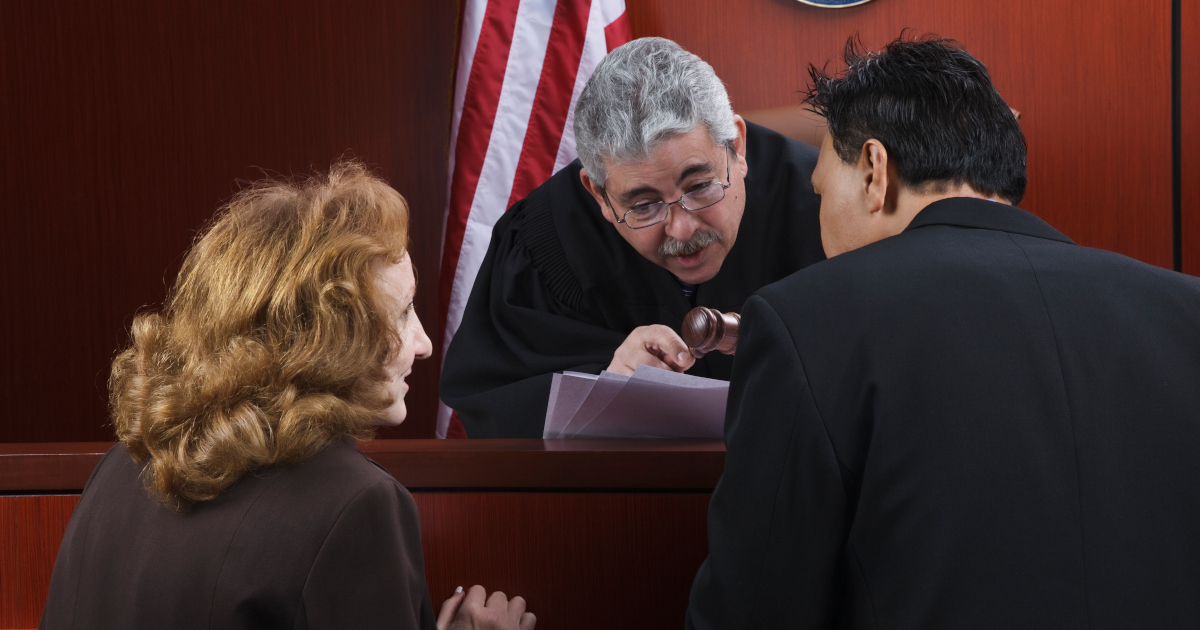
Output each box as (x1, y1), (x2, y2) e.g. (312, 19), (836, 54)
(659, 230), (722, 258)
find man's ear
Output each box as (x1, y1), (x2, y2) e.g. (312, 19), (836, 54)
(579, 169), (617, 225)
(731, 115), (749, 179)
(860, 139), (890, 214)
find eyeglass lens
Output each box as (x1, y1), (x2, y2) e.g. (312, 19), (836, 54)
(624, 182), (726, 228)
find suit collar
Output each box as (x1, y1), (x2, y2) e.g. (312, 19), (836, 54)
(903, 197), (1075, 245)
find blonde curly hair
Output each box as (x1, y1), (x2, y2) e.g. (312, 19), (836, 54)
(110, 161), (409, 509)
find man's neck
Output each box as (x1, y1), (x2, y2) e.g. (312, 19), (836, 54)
(890, 184), (1003, 233)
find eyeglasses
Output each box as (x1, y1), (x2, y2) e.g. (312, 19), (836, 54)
(602, 145), (733, 229)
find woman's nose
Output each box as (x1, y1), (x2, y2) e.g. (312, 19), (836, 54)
(412, 313), (433, 360)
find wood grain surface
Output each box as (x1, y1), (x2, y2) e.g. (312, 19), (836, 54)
(0, 0), (459, 443)
(1, 491), (712, 629)
(1183, 0), (1199, 275)
(416, 492), (711, 630)
(0, 495), (79, 629)
(628, 0), (1175, 270)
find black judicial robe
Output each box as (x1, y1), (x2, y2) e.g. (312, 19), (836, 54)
(440, 122), (825, 438)
(688, 198), (1200, 629)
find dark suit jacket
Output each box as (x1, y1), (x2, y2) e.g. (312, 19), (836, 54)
(41, 439), (436, 630)
(688, 198), (1200, 629)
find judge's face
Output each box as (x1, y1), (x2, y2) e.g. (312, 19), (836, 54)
(377, 254), (433, 425)
(582, 119), (749, 285)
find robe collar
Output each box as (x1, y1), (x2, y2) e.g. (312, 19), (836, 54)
(904, 197), (1074, 244)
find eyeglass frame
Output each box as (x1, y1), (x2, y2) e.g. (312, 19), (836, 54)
(599, 144), (734, 229)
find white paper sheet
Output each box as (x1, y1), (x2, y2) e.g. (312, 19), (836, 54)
(542, 372), (598, 438)
(542, 365), (728, 439)
(556, 370), (629, 438)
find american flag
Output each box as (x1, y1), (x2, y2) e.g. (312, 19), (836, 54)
(437, 0), (632, 437)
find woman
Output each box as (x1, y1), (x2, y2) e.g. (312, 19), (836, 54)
(40, 163), (535, 630)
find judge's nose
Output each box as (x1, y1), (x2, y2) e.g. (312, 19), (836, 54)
(662, 204), (704, 243)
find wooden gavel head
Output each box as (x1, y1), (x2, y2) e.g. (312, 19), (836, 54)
(681, 306), (741, 357)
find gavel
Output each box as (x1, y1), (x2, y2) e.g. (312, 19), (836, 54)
(681, 306), (741, 357)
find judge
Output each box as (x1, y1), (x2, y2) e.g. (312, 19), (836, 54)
(687, 35), (1200, 628)
(441, 38), (825, 437)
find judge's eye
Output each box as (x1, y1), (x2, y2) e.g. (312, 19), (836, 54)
(627, 202), (662, 217)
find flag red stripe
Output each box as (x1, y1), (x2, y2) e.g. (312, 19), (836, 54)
(439, 0), (521, 347)
(506, 0), (592, 207)
(604, 11), (631, 53)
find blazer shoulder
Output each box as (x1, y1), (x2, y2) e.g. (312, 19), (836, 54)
(260, 439), (409, 514)
(312, 439), (401, 486)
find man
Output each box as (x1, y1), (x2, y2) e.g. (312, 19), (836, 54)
(688, 35), (1200, 629)
(441, 38), (825, 437)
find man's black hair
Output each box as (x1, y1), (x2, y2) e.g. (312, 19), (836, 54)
(804, 33), (1027, 204)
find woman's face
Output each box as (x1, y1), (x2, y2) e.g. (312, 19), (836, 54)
(377, 253), (433, 425)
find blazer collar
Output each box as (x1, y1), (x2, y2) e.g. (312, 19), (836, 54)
(903, 197), (1075, 245)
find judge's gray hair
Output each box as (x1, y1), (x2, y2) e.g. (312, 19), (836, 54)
(574, 37), (737, 187)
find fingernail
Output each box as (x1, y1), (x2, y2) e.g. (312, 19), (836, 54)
(677, 352), (689, 363)
(454, 586), (463, 594)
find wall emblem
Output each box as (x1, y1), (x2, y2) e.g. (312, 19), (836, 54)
(797, 0), (876, 7)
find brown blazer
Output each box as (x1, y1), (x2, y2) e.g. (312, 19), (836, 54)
(41, 438), (435, 630)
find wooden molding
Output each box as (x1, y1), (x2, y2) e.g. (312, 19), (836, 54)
(0, 440), (726, 493)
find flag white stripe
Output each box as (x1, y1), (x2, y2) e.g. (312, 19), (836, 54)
(442, 0), (489, 263)
(552, 0), (608, 174)
(436, 0), (558, 437)
(437, 0), (629, 437)
(444, 0), (556, 344)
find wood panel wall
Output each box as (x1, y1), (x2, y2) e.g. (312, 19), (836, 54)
(1184, 0), (1199, 275)
(0, 1), (459, 442)
(0, 496), (76, 628)
(0, 0), (1186, 444)
(627, 0), (1175, 270)
(0, 492), (710, 629)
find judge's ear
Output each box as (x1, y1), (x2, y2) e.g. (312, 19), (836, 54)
(580, 169), (619, 225)
(860, 139), (891, 215)
(731, 115), (749, 179)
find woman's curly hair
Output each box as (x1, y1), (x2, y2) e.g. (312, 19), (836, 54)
(110, 161), (409, 509)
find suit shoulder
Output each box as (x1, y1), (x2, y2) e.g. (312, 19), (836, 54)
(1016, 234), (1200, 299)
(754, 233), (929, 320)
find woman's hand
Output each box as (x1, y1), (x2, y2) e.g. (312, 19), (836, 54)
(437, 585), (536, 630)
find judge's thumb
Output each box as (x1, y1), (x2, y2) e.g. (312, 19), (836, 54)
(646, 325), (694, 371)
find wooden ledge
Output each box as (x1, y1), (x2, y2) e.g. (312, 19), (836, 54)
(0, 439), (726, 493)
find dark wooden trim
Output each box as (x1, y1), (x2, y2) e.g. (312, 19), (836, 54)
(0, 440), (726, 493)
(0, 442), (112, 493)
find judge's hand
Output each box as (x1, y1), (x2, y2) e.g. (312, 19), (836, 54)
(437, 585), (536, 630)
(607, 325), (696, 376)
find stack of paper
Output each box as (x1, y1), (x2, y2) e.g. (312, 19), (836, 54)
(543, 365), (729, 439)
